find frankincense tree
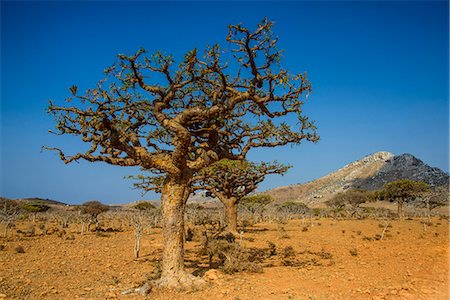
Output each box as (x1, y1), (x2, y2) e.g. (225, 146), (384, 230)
(45, 18), (318, 289)
(196, 159), (289, 234)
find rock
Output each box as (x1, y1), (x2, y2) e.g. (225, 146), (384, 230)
(204, 269), (222, 281)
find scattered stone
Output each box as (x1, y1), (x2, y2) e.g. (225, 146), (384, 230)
(204, 269), (222, 281)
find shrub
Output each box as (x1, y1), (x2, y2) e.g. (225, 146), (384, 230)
(80, 201), (109, 218)
(349, 248), (358, 256)
(186, 228), (194, 242)
(267, 241), (276, 256)
(14, 245), (25, 253)
(199, 233), (263, 274)
(281, 246), (296, 258)
(20, 201), (50, 213)
(277, 201), (309, 214)
(133, 201), (156, 211)
(240, 194), (273, 214)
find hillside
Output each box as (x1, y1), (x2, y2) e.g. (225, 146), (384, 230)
(266, 151), (449, 205)
(1, 197), (68, 206)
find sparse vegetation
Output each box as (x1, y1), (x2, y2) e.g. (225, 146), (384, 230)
(377, 180), (430, 220)
(14, 245), (25, 253)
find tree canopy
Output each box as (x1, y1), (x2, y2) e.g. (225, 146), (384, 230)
(45, 18), (318, 289)
(45, 18), (318, 181)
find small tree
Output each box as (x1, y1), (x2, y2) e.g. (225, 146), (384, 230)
(327, 190), (372, 218)
(80, 201), (109, 231)
(0, 198), (20, 238)
(240, 193), (274, 224)
(276, 201), (309, 222)
(325, 195), (346, 220)
(380, 180), (430, 220)
(20, 201), (50, 222)
(130, 210), (150, 259)
(133, 201), (156, 211)
(195, 159), (289, 234)
(419, 186), (448, 222)
(45, 18), (318, 288)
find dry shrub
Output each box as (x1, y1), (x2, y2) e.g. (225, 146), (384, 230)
(186, 228), (194, 242)
(281, 247), (334, 267)
(349, 248), (358, 256)
(220, 244), (264, 274)
(14, 245), (25, 253)
(281, 246), (295, 258)
(199, 232), (264, 274)
(267, 241), (276, 256)
(278, 226), (290, 239)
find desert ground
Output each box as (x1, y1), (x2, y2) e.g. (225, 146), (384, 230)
(0, 215), (448, 300)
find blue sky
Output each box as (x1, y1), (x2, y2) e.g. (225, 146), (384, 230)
(1, 1), (448, 204)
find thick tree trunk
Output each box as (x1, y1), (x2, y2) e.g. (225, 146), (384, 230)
(223, 198), (238, 234)
(157, 176), (204, 290)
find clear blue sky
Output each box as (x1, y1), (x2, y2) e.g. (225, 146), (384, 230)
(1, 1), (448, 204)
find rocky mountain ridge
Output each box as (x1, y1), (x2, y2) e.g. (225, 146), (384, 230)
(266, 151), (449, 205)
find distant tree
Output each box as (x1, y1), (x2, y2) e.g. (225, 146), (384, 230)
(277, 201), (309, 214)
(419, 186), (449, 222)
(20, 201), (50, 222)
(196, 159), (289, 233)
(276, 201), (309, 222)
(326, 190), (372, 218)
(133, 201), (157, 211)
(325, 195), (346, 220)
(80, 201), (109, 231)
(0, 198), (20, 238)
(240, 193), (274, 224)
(379, 180), (430, 220)
(45, 18), (318, 288)
(130, 210), (151, 259)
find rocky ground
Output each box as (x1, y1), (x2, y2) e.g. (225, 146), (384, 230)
(0, 217), (448, 300)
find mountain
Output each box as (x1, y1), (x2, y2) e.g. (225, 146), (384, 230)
(6, 197), (68, 206)
(266, 151), (449, 205)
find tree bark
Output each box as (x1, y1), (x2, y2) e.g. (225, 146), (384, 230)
(223, 198), (238, 234)
(398, 201), (404, 220)
(157, 175), (204, 290)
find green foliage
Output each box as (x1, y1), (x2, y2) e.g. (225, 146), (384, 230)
(133, 201), (156, 211)
(326, 189), (372, 210)
(240, 194), (273, 207)
(380, 180), (430, 203)
(20, 201), (50, 213)
(277, 201), (309, 214)
(196, 159), (289, 203)
(81, 201), (109, 217)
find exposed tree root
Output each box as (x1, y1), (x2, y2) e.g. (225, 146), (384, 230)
(122, 273), (205, 295)
(121, 282), (152, 295)
(155, 273), (206, 291)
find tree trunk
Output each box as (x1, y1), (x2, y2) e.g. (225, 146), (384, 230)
(157, 176), (204, 290)
(398, 201), (404, 220)
(223, 198), (238, 234)
(134, 232), (141, 259)
(4, 223), (8, 238)
(427, 201), (432, 223)
(81, 221), (85, 237)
